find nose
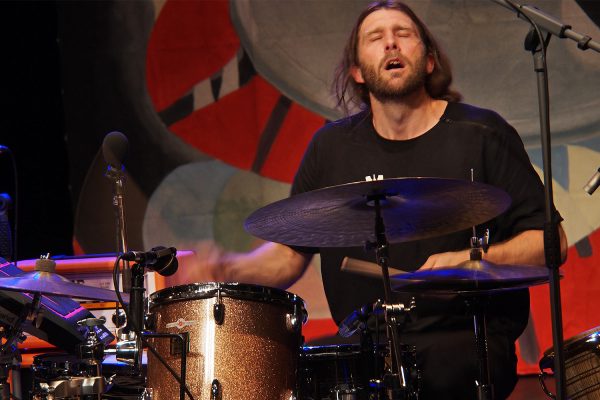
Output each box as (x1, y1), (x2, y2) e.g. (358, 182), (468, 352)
(384, 32), (398, 51)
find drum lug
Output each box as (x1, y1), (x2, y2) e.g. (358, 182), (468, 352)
(145, 312), (156, 331)
(213, 289), (225, 325)
(286, 304), (304, 332)
(211, 378), (221, 400)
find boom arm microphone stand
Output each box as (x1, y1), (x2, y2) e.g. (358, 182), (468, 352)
(103, 132), (131, 293)
(489, 2), (600, 398)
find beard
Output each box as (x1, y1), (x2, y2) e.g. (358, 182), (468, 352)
(359, 53), (428, 102)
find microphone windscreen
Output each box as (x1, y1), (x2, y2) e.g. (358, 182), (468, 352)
(102, 131), (129, 168)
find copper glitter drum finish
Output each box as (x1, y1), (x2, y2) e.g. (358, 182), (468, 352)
(146, 283), (306, 400)
(244, 178), (511, 248)
(540, 326), (600, 399)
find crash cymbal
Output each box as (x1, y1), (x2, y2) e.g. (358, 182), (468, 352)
(390, 259), (550, 293)
(0, 270), (129, 302)
(245, 178), (511, 247)
(0, 258), (129, 302)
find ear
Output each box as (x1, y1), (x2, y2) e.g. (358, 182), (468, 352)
(350, 65), (365, 84)
(426, 52), (435, 75)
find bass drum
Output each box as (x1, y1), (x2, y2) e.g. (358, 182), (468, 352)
(146, 283), (306, 400)
(540, 326), (600, 399)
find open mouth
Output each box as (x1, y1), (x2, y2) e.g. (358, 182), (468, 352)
(384, 59), (405, 70)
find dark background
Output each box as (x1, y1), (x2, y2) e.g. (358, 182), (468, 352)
(0, 1), (72, 260)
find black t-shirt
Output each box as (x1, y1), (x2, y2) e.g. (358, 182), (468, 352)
(291, 102), (548, 340)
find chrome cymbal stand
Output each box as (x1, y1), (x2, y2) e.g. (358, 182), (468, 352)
(368, 195), (416, 399)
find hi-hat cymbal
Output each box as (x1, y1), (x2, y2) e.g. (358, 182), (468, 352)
(245, 178), (511, 248)
(0, 270), (129, 302)
(391, 259), (551, 293)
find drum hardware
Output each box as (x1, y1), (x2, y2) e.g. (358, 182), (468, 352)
(367, 194), (417, 400)
(287, 302), (304, 333)
(112, 252), (192, 400)
(213, 288), (224, 325)
(77, 317), (107, 375)
(31, 316), (110, 400)
(210, 378), (220, 400)
(31, 354), (106, 400)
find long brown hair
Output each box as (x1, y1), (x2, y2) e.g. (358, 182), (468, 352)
(334, 0), (462, 114)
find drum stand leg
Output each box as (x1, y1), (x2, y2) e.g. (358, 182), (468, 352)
(465, 296), (494, 400)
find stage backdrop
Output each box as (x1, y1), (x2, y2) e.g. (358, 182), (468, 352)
(59, 0), (600, 374)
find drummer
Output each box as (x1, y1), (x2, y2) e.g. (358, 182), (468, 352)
(210, 1), (568, 399)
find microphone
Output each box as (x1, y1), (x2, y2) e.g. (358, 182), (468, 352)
(102, 131), (129, 170)
(338, 303), (376, 338)
(584, 167), (600, 195)
(122, 246), (178, 276)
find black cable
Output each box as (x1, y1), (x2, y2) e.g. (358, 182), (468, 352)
(112, 256), (194, 400)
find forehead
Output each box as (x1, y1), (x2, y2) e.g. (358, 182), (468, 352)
(359, 8), (419, 36)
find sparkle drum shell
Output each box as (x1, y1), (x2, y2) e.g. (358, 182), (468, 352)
(146, 283), (306, 400)
(540, 326), (600, 399)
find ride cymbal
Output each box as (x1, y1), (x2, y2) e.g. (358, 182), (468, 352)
(245, 178), (511, 247)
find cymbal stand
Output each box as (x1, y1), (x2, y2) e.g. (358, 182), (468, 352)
(466, 231), (493, 400)
(0, 292), (41, 400)
(465, 295), (493, 400)
(488, 0), (600, 396)
(368, 195), (412, 399)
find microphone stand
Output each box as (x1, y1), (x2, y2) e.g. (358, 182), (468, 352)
(105, 164), (131, 293)
(489, 1), (599, 398)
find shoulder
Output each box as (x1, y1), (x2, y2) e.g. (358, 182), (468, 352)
(311, 109), (371, 144)
(444, 102), (514, 133)
(445, 102), (509, 127)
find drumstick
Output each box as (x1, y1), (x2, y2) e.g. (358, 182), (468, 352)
(341, 257), (408, 277)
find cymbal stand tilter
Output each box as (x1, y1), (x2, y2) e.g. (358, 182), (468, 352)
(0, 292), (41, 400)
(368, 194), (417, 399)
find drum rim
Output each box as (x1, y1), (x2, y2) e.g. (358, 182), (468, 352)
(542, 325), (600, 361)
(301, 344), (389, 359)
(149, 282), (306, 309)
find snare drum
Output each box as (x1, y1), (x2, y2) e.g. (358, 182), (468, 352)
(297, 343), (417, 400)
(146, 283), (306, 400)
(540, 326), (600, 399)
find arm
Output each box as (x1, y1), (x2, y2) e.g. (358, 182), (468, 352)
(419, 224), (568, 270)
(214, 242), (313, 289)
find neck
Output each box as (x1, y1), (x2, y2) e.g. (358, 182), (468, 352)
(369, 89), (447, 141)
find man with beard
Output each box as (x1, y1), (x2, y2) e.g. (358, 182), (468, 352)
(213, 1), (568, 399)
